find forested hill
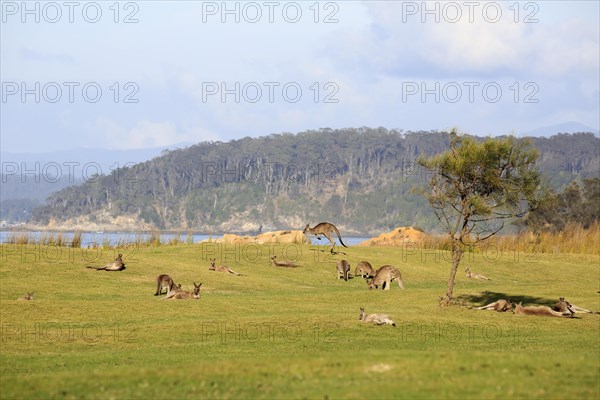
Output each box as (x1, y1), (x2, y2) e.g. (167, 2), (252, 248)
(29, 129), (599, 234)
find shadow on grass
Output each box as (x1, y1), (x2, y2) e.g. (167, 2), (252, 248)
(458, 291), (561, 307)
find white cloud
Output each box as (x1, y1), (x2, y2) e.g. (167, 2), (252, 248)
(89, 118), (218, 149)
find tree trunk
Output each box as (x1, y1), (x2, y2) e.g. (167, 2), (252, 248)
(445, 238), (463, 303)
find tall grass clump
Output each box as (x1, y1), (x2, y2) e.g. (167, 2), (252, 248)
(420, 222), (600, 256)
(71, 231), (82, 248)
(186, 230), (194, 244)
(167, 232), (183, 246)
(147, 230), (161, 247)
(6, 232), (33, 245)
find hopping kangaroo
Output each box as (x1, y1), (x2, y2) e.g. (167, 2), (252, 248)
(367, 265), (404, 290)
(17, 292), (35, 301)
(209, 259), (241, 276)
(270, 256), (299, 268)
(163, 282), (202, 300)
(359, 307), (396, 327)
(465, 267), (490, 280)
(336, 260), (350, 281)
(86, 254), (126, 271)
(355, 261), (375, 279)
(553, 297), (596, 314)
(303, 222), (348, 253)
(154, 274), (180, 296)
(474, 299), (512, 312)
(514, 302), (573, 317)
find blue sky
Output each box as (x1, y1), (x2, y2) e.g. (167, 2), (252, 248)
(1, 1), (598, 152)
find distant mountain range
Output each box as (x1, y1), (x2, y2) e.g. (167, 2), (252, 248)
(1, 142), (193, 175)
(520, 121), (599, 138)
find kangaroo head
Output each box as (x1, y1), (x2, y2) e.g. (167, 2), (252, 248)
(193, 282), (202, 295)
(303, 224), (310, 233)
(209, 259), (216, 269)
(366, 279), (375, 290)
(28, 292), (35, 299)
(359, 307), (365, 320)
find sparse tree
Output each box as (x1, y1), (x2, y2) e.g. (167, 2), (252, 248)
(418, 130), (541, 304)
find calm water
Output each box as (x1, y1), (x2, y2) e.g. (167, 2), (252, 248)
(0, 230), (371, 247)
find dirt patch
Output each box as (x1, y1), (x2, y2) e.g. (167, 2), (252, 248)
(203, 230), (307, 245)
(358, 227), (429, 246)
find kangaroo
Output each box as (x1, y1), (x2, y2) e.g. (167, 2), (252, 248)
(514, 302), (573, 317)
(355, 261), (375, 279)
(303, 222), (348, 254)
(367, 265), (404, 290)
(269, 256), (299, 268)
(465, 267), (490, 280)
(336, 260), (350, 281)
(17, 292), (34, 301)
(359, 307), (396, 327)
(163, 282), (202, 300)
(474, 299), (512, 312)
(553, 297), (597, 314)
(209, 259), (241, 276)
(86, 254), (126, 271)
(154, 274), (180, 296)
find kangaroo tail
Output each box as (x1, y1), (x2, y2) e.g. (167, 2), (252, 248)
(333, 225), (348, 248)
(85, 266), (103, 270)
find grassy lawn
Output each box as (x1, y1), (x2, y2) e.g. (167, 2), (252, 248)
(1, 242), (598, 399)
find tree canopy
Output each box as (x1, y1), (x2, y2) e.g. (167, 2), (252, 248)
(418, 131), (541, 302)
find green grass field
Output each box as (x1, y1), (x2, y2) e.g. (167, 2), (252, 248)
(1, 242), (598, 399)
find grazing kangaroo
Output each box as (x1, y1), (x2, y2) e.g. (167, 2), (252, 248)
(17, 292), (34, 301)
(303, 222), (348, 254)
(86, 254), (126, 271)
(553, 297), (597, 314)
(474, 299), (512, 312)
(269, 256), (299, 268)
(209, 259), (241, 276)
(465, 267), (490, 280)
(154, 274), (180, 296)
(359, 307), (396, 327)
(355, 261), (375, 279)
(163, 282), (202, 300)
(367, 265), (404, 290)
(514, 302), (573, 317)
(336, 260), (350, 281)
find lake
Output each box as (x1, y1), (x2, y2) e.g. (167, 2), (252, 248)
(0, 230), (371, 247)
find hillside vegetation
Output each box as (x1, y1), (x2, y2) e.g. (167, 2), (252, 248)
(28, 129), (599, 233)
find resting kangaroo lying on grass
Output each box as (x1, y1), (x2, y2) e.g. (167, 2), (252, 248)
(465, 267), (490, 280)
(359, 307), (396, 327)
(86, 254), (125, 271)
(17, 292), (34, 301)
(209, 259), (241, 276)
(163, 282), (202, 300)
(553, 297), (597, 314)
(474, 299), (512, 312)
(269, 256), (299, 268)
(514, 302), (574, 317)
